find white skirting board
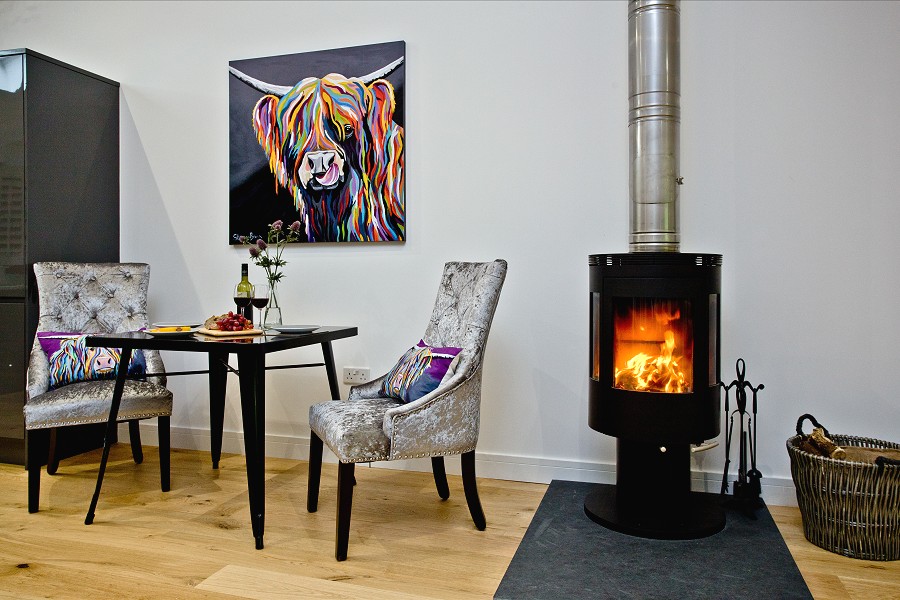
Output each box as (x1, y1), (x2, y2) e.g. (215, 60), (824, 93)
(122, 423), (800, 508)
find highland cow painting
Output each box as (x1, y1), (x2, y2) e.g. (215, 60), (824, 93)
(229, 41), (405, 243)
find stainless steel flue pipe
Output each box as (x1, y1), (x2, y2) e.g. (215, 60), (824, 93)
(629, 0), (680, 252)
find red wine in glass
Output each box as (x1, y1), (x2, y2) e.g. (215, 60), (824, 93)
(252, 284), (270, 329)
(234, 284), (253, 324)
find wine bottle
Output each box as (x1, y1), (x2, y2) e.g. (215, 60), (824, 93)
(236, 263), (253, 321)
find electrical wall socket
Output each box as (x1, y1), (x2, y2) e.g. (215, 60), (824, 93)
(342, 367), (370, 384)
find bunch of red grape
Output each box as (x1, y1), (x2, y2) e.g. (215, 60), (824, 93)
(215, 311), (252, 331)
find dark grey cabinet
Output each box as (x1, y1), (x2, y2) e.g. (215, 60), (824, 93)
(0, 49), (120, 464)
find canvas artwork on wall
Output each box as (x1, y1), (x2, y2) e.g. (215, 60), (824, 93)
(229, 40), (405, 244)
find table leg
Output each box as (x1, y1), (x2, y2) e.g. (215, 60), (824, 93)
(237, 351), (266, 549)
(85, 347), (132, 525)
(208, 351), (228, 469)
(321, 341), (341, 400)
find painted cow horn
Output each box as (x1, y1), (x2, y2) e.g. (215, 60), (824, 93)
(228, 66), (293, 96)
(359, 57), (404, 84)
(229, 57), (404, 97)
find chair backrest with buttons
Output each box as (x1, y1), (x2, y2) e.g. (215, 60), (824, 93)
(33, 262), (152, 333)
(31, 262), (165, 386)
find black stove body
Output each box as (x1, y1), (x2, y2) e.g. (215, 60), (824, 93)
(585, 252), (725, 539)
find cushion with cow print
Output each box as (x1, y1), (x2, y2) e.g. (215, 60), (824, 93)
(37, 332), (147, 389)
(380, 340), (462, 404)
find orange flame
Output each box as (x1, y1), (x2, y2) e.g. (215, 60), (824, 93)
(613, 301), (692, 393)
(614, 330), (688, 393)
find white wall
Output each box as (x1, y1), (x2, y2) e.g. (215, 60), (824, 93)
(2, 1), (898, 506)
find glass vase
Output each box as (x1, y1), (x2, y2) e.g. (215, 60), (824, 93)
(264, 281), (283, 328)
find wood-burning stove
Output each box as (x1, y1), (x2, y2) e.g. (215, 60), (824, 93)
(585, 252), (725, 539)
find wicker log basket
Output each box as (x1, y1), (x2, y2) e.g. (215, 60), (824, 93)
(787, 414), (900, 561)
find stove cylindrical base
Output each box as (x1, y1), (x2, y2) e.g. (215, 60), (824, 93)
(584, 484), (725, 540)
(583, 439), (725, 539)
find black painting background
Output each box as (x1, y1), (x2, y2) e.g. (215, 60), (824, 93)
(228, 40), (405, 244)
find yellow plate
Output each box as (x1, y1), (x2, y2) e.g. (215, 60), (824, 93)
(146, 326), (198, 337)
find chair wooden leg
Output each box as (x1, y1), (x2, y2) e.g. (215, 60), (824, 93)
(307, 432), (323, 512)
(432, 456), (450, 500)
(158, 416), (170, 492)
(27, 429), (46, 513)
(336, 461), (355, 561)
(128, 420), (144, 464)
(461, 450), (486, 530)
(46, 427), (59, 475)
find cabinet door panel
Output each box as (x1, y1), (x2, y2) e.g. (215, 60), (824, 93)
(25, 54), (119, 266)
(0, 301), (25, 440)
(0, 54), (25, 298)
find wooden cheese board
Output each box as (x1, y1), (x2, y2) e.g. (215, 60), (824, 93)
(196, 327), (263, 337)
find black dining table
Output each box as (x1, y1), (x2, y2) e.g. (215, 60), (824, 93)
(83, 326), (358, 549)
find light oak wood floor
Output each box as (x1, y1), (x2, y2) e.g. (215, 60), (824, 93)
(0, 446), (897, 599)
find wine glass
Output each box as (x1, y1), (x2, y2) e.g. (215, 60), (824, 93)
(234, 284), (253, 323)
(251, 284), (270, 330)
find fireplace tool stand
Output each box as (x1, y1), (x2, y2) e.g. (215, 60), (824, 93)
(719, 358), (765, 516)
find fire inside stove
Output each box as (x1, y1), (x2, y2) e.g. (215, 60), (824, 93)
(613, 298), (693, 393)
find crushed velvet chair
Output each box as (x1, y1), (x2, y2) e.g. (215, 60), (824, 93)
(24, 262), (172, 513)
(307, 259), (507, 560)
